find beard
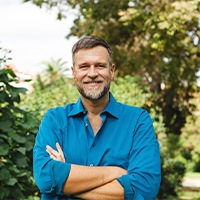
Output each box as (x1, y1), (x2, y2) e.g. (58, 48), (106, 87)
(75, 80), (111, 101)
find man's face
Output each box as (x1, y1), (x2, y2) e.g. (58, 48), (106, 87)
(72, 46), (115, 101)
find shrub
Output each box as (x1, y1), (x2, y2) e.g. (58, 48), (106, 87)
(0, 47), (39, 199)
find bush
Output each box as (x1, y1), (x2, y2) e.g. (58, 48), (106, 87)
(157, 134), (186, 199)
(0, 48), (40, 199)
(180, 106), (200, 172)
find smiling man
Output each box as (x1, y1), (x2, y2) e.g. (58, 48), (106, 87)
(33, 36), (161, 200)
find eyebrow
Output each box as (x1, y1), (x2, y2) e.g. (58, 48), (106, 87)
(77, 61), (108, 66)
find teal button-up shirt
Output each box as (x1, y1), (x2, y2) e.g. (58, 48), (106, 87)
(33, 93), (161, 200)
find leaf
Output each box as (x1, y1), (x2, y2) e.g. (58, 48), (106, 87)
(9, 165), (19, 174)
(10, 133), (26, 144)
(7, 177), (17, 186)
(17, 147), (26, 155)
(15, 157), (28, 167)
(14, 87), (28, 94)
(0, 188), (9, 199)
(0, 168), (11, 181)
(0, 145), (9, 156)
(0, 91), (8, 102)
(25, 141), (34, 151)
(0, 121), (13, 132)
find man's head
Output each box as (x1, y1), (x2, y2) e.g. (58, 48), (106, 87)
(71, 36), (115, 101)
(72, 36), (113, 66)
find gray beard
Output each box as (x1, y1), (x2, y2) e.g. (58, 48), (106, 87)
(76, 83), (111, 101)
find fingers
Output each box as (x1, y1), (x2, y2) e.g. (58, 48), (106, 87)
(46, 143), (65, 162)
(56, 143), (65, 162)
(46, 145), (59, 160)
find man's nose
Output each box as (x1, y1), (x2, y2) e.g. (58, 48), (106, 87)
(88, 66), (98, 77)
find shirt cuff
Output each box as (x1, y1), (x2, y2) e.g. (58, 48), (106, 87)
(117, 175), (135, 200)
(50, 160), (71, 195)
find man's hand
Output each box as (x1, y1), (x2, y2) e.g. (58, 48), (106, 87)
(46, 143), (65, 162)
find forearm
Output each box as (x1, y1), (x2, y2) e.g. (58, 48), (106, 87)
(73, 180), (124, 200)
(62, 164), (126, 195)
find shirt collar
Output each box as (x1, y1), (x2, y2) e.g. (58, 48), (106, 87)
(68, 92), (119, 119)
(102, 93), (119, 119)
(68, 98), (86, 117)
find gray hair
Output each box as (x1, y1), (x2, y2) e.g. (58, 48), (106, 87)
(72, 36), (113, 65)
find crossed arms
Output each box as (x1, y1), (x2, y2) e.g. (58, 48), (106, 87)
(34, 109), (161, 199)
(46, 143), (126, 199)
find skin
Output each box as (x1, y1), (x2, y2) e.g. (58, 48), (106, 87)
(46, 144), (125, 199)
(46, 46), (126, 199)
(72, 46), (115, 101)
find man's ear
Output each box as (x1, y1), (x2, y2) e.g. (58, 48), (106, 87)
(111, 64), (115, 79)
(71, 66), (75, 78)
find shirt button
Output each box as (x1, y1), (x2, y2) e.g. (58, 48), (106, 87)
(85, 123), (88, 127)
(92, 143), (96, 147)
(90, 164), (93, 167)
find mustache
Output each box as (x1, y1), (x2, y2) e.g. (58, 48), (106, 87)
(82, 79), (104, 84)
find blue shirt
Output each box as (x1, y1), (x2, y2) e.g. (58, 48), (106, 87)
(33, 93), (161, 200)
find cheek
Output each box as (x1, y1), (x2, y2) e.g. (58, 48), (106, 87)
(73, 72), (85, 81)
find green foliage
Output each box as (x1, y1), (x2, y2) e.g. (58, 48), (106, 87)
(180, 97), (200, 172)
(20, 2), (200, 195)
(111, 75), (151, 107)
(0, 47), (39, 199)
(24, 0), (200, 136)
(22, 58), (79, 117)
(79, 0), (199, 136)
(157, 134), (186, 199)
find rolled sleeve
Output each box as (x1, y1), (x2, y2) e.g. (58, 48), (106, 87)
(34, 155), (71, 195)
(33, 108), (71, 195)
(117, 175), (136, 199)
(117, 110), (161, 199)
(117, 145), (161, 199)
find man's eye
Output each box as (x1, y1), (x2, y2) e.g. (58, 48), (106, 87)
(97, 64), (105, 68)
(79, 65), (88, 69)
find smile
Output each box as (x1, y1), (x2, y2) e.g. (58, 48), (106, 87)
(83, 80), (103, 85)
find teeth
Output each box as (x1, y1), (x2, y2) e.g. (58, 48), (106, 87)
(85, 81), (102, 83)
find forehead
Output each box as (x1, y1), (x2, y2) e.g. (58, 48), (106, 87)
(74, 46), (109, 65)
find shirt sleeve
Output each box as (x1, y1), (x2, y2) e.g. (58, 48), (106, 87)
(117, 110), (161, 200)
(33, 108), (71, 196)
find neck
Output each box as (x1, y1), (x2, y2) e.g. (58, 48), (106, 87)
(81, 93), (110, 115)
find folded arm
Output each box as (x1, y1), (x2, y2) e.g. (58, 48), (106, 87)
(46, 144), (126, 196)
(73, 180), (124, 200)
(62, 164), (126, 194)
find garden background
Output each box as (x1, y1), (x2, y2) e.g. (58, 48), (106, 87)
(0, 0), (200, 199)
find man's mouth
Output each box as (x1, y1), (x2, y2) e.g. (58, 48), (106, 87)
(83, 80), (103, 85)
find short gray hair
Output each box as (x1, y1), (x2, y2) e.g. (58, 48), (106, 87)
(72, 36), (113, 65)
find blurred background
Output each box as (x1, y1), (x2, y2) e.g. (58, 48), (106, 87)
(0, 0), (200, 199)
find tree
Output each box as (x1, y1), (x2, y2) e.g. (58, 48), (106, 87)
(24, 0), (200, 136)
(0, 46), (39, 199)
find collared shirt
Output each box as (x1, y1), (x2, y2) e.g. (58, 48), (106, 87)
(33, 93), (161, 200)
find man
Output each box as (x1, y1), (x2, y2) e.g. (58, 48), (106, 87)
(33, 36), (161, 200)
